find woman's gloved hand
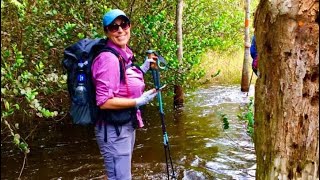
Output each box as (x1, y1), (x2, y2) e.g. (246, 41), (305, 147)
(135, 89), (157, 107)
(140, 57), (157, 73)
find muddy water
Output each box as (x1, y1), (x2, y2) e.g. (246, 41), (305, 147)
(1, 85), (256, 180)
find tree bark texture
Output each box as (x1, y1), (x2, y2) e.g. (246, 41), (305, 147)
(174, 84), (184, 106)
(174, 0), (184, 107)
(254, 0), (319, 179)
(241, 0), (251, 92)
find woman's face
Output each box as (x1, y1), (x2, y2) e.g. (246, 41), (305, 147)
(106, 17), (131, 49)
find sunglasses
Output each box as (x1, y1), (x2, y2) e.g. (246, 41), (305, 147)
(107, 21), (130, 33)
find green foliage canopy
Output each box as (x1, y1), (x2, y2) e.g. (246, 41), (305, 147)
(1, 0), (246, 153)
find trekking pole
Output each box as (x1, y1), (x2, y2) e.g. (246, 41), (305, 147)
(146, 50), (176, 180)
(247, 71), (254, 97)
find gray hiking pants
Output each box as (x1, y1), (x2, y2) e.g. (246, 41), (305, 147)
(95, 122), (136, 180)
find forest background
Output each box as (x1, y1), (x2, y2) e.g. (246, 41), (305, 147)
(1, 0), (258, 154)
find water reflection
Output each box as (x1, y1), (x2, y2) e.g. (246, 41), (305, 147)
(1, 85), (256, 179)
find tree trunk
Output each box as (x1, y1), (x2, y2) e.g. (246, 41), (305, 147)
(174, 0), (184, 107)
(241, 0), (251, 92)
(254, 0), (319, 179)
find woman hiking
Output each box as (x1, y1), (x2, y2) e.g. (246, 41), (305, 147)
(91, 9), (158, 180)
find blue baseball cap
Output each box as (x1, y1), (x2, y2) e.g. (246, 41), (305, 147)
(102, 9), (129, 27)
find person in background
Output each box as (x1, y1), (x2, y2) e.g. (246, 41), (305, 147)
(250, 35), (258, 76)
(91, 9), (158, 180)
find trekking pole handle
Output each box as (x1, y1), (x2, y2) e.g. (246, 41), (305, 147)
(146, 51), (158, 70)
(146, 50), (167, 70)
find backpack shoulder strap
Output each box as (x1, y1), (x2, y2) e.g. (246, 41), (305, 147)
(130, 63), (144, 74)
(92, 44), (127, 82)
(91, 39), (121, 62)
(96, 46), (121, 60)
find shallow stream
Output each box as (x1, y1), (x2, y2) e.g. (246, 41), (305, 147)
(1, 85), (256, 180)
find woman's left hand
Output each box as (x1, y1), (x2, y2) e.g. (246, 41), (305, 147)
(140, 57), (157, 73)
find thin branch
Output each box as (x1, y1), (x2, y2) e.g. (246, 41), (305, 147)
(18, 153), (27, 179)
(53, 112), (68, 122)
(24, 124), (38, 140)
(129, 0), (136, 17)
(109, 1), (120, 9)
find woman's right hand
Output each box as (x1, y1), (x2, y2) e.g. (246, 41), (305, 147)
(135, 89), (157, 107)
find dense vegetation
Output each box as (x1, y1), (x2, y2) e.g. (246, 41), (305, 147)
(1, 0), (256, 154)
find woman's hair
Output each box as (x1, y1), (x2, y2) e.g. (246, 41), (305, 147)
(104, 26), (108, 33)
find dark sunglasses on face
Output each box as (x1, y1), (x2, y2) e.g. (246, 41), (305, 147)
(107, 21), (130, 32)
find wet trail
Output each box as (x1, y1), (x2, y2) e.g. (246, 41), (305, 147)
(1, 85), (256, 179)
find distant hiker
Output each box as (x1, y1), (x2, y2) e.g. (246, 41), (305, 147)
(92, 9), (158, 179)
(250, 35), (258, 76)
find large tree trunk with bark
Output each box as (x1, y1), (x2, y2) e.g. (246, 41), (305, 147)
(254, 0), (319, 179)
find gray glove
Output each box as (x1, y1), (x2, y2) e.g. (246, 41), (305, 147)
(135, 89), (157, 107)
(140, 58), (156, 73)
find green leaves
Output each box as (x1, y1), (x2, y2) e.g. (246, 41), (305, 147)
(218, 97), (255, 141)
(2, 119), (30, 154)
(19, 142), (29, 153)
(211, 69), (221, 78)
(77, 33), (85, 39)
(45, 9), (58, 16)
(56, 22), (77, 40)
(35, 61), (44, 73)
(13, 134), (21, 145)
(1, 0), (107, 156)
(24, 88), (38, 102)
(238, 97), (255, 138)
(64, 22), (77, 31)
(13, 134), (30, 154)
(9, 0), (24, 9)
(222, 114), (230, 130)
(1, 0), (259, 155)
(218, 112), (230, 130)
(12, 44), (25, 69)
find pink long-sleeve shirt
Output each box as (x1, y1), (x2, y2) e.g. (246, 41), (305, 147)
(91, 40), (145, 127)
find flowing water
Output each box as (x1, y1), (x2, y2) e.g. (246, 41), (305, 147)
(1, 85), (256, 180)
